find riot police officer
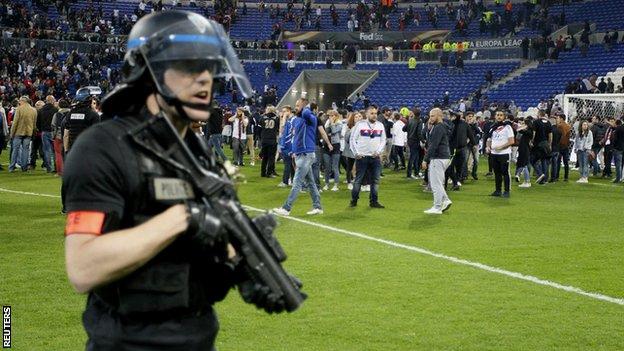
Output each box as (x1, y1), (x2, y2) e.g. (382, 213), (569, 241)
(62, 11), (272, 350)
(63, 86), (102, 153)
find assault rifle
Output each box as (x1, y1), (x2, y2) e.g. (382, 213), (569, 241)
(128, 114), (306, 313)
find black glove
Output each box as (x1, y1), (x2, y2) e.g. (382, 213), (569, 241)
(186, 201), (226, 248)
(237, 273), (305, 314)
(238, 279), (286, 314)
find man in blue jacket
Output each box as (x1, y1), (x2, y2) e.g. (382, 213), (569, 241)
(273, 98), (324, 216)
(277, 105), (294, 187)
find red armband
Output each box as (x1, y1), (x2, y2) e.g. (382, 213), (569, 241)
(65, 211), (105, 236)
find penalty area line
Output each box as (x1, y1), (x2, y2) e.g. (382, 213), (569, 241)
(2, 186), (622, 307)
(244, 205), (624, 307)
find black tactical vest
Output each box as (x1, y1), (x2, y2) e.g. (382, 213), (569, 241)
(89, 115), (234, 318)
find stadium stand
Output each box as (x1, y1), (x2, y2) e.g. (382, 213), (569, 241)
(487, 44), (624, 110)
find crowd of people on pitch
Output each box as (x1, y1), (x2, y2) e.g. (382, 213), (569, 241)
(188, 99), (624, 215)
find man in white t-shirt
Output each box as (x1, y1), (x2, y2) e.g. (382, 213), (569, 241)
(486, 110), (515, 197)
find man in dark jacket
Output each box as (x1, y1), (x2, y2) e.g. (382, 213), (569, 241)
(466, 111), (482, 180)
(549, 117), (562, 182)
(422, 108), (452, 214)
(611, 119), (624, 183)
(37, 95), (59, 173)
(446, 110), (475, 190)
(403, 108), (423, 179)
(590, 116), (607, 175)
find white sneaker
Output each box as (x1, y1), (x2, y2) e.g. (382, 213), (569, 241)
(519, 182), (531, 188)
(250, 162), (255, 166)
(441, 200), (452, 212)
(582, 177), (589, 183)
(347, 183), (353, 190)
(329, 179), (334, 183)
(323, 184), (329, 191)
(457, 182), (462, 187)
(277, 182), (287, 188)
(271, 207), (290, 216)
(576, 178), (583, 183)
(306, 208), (324, 215)
(331, 185), (339, 192)
(424, 207), (443, 215)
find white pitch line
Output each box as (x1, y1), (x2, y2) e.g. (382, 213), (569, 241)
(2, 186), (622, 306)
(0, 187), (61, 198)
(245, 205), (624, 307)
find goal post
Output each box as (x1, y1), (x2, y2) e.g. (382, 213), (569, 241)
(562, 94), (624, 123)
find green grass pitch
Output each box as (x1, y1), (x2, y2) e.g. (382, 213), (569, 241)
(1, 149), (623, 350)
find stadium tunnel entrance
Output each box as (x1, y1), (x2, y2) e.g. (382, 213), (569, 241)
(278, 70), (378, 111)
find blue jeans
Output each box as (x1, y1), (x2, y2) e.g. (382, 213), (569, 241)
(351, 156), (382, 204)
(406, 143), (421, 177)
(591, 146), (601, 175)
(323, 152), (340, 186)
(577, 150), (589, 178)
(312, 146), (322, 188)
(549, 151), (559, 181)
(518, 166), (530, 182)
(613, 150), (623, 182)
(10, 136), (31, 171)
(534, 158), (549, 180)
(209, 134), (227, 161)
(42, 131), (54, 172)
(282, 153), (322, 211)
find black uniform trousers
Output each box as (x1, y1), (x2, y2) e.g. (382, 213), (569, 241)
(260, 143), (277, 176)
(84, 298), (218, 351)
(492, 153), (511, 193)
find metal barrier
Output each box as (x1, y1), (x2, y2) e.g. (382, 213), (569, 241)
(1, 36), (526, 62)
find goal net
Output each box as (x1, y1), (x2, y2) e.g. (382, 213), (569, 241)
(562, 94), (624, 123)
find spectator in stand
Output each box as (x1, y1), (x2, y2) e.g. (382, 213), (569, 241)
(349, 106), (385, 209)
(574, 120), (593, 183)
(554, 113), (571, 182)
(259, 105), (279, 178)
(422, 108), (452, 214)
(606, 78), (615, 93)
(598, 78), (608, 93)
(8, 96), (37, 172)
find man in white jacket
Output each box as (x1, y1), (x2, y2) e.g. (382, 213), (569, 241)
(349, 106), (386, 208)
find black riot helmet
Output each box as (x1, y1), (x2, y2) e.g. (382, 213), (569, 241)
(101, 10), (252, 116)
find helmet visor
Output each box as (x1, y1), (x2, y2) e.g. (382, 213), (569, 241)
(130, 14), (252, 99)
